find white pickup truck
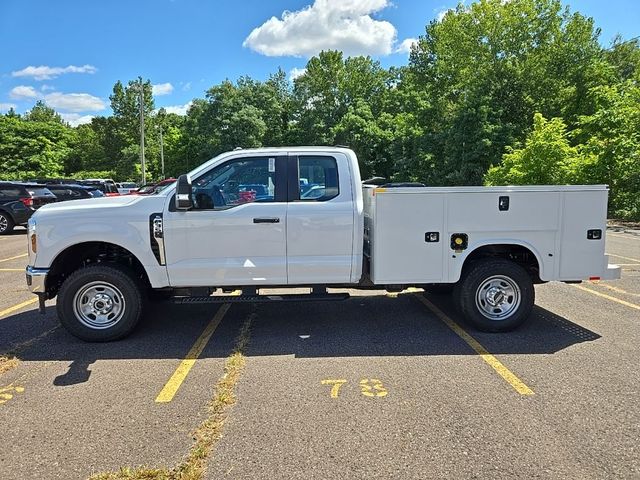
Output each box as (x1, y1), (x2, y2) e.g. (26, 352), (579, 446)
(26, 147), (620, 341)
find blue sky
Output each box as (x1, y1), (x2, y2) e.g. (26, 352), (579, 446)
(0, 0), (638, 125)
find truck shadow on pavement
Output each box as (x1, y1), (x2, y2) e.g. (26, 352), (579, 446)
(0, 293), (600, 386)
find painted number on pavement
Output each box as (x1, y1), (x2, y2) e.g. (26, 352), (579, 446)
(321, 378), (388, 398)
(0, 384), (25, 405)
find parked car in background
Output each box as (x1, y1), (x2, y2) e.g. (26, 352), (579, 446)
(300, 185), (326, 199)
(30, 178), (76, 185)
(116, 182), (138, 195)
(130, 178), (176, 195)
(78, 179), (120, 196)
(45, 184), (98, 202)
(0, 182), (56, 234)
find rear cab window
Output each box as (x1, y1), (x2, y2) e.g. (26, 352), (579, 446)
(297, 156), (339, 201)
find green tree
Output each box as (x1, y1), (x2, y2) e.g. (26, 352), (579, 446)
(575, 79), (640, 219)
(24, 100), (64, 124)
(484, 113), (583, 185)
(108, 77), (156, 180)
(0, 114), (71, 179)
(408, 0), (602, 185)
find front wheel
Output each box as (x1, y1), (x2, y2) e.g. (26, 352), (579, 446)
(57, 265), (144, 341)
(453, 259), (534, 332)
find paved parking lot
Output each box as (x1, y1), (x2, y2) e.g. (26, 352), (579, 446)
(0, 227), (639, 479)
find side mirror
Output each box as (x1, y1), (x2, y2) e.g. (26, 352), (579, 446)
(175, 174), (193, 210)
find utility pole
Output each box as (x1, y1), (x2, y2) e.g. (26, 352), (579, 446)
(158, 123), (165, 179)
(138, 78), (146, 185)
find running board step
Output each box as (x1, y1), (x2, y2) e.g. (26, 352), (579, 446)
(171, 293), (350, 304)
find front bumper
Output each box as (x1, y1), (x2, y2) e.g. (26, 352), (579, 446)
(26, 266), (49, 294)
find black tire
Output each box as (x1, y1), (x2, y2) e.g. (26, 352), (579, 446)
(453, 259), (534, 332)
(0, 211), (15, 235)
(57, 265), (144, 341)
(423, 283), (454, 295)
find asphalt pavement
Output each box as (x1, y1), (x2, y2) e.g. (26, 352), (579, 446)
(0, 226), (638, 479)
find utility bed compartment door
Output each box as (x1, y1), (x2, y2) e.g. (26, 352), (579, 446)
(371, 193), (444, 283)
(559, 190), (609, 280)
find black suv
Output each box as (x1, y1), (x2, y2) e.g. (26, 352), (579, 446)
(45, 184), (104, 201)
(78, 179), (120, 195)
(0, 182), (57, 234)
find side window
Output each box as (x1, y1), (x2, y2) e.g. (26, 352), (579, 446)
(0, 187), (24, 198)
(298, 156), (339, 201)
(192, 157), (278, 210)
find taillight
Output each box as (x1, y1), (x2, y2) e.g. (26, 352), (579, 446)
(20, 197), (33, 207)
(30, 233), (37, 253)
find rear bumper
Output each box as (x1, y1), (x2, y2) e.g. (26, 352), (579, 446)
(26, 266), (49, 294)
(601, 264), (622, 280)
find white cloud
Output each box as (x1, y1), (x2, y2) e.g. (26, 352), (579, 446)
(160, 101), (193, 116)
(43, 92), (105, 112)
(288, 67), (307, 82)
(0, 102), (17, 111)
(395, 37), (417, 54)
(9, 85), (39, 99)
(11, 64), (97, 81)
(60, 113), (94, 127)
(152, 82), (174, 96)
(182, 81), (192, 91)
(40, 84), (55, 91)
(8, 85), (105, 112)
(243, 0), (399, 57)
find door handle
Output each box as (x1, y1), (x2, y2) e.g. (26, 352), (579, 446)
(253, 217), (280, 224)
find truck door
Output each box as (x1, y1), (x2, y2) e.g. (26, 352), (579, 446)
(163, 155), (288, 287)
(286, 153), (355, 284)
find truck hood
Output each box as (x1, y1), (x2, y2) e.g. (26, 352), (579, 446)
(32, 194), (167, 219)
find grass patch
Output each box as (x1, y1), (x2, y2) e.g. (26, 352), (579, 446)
(0, 355), (19, 375)
(0, 325), (59, 378)
(90, 311), (254, 480)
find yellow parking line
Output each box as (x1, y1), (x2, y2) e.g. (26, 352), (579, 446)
(0, 298), (39, 319)
(593, 282), (640, 298)
(414, 294), (534, 396)
(0, 253), (27, 264)
(573, 285), (640, 311)
(155, 303), (232, 403)
(607, 252), (640, 263)
(608, 233), (640, 241)
(0, 269), (24, 272)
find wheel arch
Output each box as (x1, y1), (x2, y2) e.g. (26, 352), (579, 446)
(454, 241), (545, 284)
(46, 241), (151, 298)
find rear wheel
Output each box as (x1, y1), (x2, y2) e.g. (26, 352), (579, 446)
(0, 212), (14, 235)
(454, 259), (534, 332)
(57, 265), (144, 341)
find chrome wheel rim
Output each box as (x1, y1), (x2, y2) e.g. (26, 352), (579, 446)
(72, 281), (126, 329)
(0, 215), (7, 233)
(475, 275), (521, 321)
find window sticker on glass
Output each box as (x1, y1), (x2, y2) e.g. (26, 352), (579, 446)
(268, 158), (275, 173)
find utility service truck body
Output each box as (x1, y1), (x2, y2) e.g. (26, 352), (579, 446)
(25, 147), (620, 341)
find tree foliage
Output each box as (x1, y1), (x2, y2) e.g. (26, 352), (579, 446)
(0, 0), (638, 218)
(485, 113), (583, 185)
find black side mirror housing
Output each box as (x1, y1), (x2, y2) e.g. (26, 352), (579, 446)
(175, 174), (193, 210)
